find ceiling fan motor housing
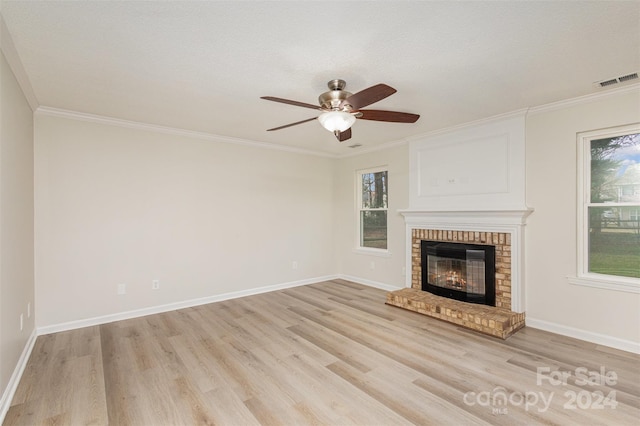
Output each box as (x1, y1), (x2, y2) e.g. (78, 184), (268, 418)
(318, 79), (352, 111)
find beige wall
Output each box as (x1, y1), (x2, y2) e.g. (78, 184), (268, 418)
(34, 114), (335, 327)
(333, 143), (409, 289)
(525, 89), (640, 345)
(0, 52), (34, 402)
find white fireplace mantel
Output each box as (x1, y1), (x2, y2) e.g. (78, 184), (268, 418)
(402, 113), (534, 313)
(400, 208), (533, 313)
(399, 209), (533, 228)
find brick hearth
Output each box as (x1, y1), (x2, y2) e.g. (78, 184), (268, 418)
(386, 228), (525, 339)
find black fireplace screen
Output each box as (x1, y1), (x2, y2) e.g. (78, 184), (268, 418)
(421, 240), (496, 306)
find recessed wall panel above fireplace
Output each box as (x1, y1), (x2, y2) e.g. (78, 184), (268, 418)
(408, 112), (527, 212)
(417, 134), (510, 197)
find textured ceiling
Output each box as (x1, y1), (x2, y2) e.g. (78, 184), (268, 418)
(2, 1), (639, 155)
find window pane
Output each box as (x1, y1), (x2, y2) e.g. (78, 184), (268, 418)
(588, 206), (640, 279)
(361, 210), (387, 249)
(590, 133), (640, 203)
(361, 171), (388, 209)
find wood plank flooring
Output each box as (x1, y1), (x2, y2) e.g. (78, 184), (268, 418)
(5, 280), (640, 425)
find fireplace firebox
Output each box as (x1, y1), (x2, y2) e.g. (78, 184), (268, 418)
(421, 240), (495, 306)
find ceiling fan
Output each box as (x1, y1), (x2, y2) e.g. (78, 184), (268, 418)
(261, 79), (420, 142)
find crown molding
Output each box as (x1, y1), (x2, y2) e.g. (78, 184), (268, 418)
(405, 109), (528, 143)
(35, 105), (411, 159)
(35, 106), (339, 158)
(34, 86), (638, 159)
(528, 83), (640, 115)
(0, 15), (39, 111)
(402, 83), (639, 144)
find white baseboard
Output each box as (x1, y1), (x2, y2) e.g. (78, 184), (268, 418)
(38, 274), (399, 336)
(526, 317), (640, 355)
(339, 276), (640, 355)
(38, 275), (339, 335)
(338, 277), (640, 355)
(0, 328), (37, 424)
(337, 274), (403, 292)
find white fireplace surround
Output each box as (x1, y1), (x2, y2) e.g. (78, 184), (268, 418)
(402, 113), (533, 313)
(399, 209), (533, 313)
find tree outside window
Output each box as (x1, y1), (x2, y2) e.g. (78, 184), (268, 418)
(584, 130), (640, 279)
(359, 169), (388, 250)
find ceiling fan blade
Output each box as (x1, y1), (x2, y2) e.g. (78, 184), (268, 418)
(261, 96), (320, 110)
(358, 109), (420, 123)
(267, 117), (317, 131)
(335, 128), (352, 142)
(341, 84), (397, 110)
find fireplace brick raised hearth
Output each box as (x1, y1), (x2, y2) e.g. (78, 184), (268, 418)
(386, 228), (526, 339)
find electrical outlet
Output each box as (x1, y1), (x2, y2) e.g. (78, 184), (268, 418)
(20, 313), (23, 331)
(117, 283), (126, 295)
(370, 261), (375, 270)
(27, 302), (31, 318)
(292, 261), (298, 270)
(152, 280), (160, 290)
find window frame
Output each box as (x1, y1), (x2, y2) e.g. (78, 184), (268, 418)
(355, 166), (391, 256)
(571, 123), (640, 293)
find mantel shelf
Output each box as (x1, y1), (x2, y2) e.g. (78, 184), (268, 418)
(398, 209), (534, 227)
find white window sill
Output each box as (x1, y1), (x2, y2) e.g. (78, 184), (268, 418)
(568, 275), (640, 294)
(352, 247), (392, 258)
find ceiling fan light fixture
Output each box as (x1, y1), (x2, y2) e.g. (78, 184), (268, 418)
(317, 111), (356, 133)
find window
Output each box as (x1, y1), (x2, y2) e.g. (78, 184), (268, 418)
(574, 124), (640, 292)
(358, 167), (388, 250)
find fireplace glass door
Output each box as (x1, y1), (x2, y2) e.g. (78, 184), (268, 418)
(421, 241), (495, 306)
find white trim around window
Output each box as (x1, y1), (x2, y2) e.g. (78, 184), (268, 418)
(355, 165), (390, 255)
(572, 123), (640, 293)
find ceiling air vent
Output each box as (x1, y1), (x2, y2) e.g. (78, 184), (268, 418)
(599, 78), (618, 87)
(594, 72), (639, 88)
(618, 72), (638, 83)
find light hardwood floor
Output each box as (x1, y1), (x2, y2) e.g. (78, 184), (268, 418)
(5, 280), (640, 425)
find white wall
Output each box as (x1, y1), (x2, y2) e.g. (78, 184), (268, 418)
(0, 51), (34, 410)
(525, 88), (640, 348)
(34, 113), (335, 327)
(334, 143), (408, 289)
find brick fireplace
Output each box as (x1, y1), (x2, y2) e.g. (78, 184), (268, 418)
(416, 229), (509, 308)
(386, 210), (532, 339)
(393, 113), (532, 338)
